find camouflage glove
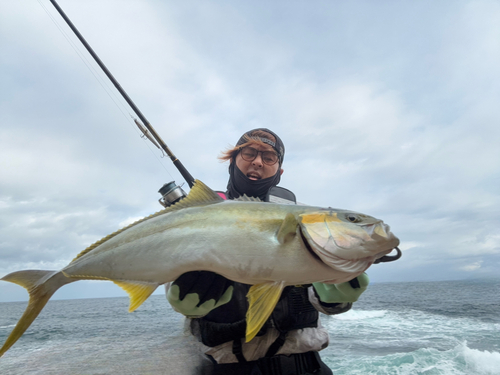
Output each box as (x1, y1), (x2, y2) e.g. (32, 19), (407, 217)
(167, 271), (234, 318)
(313, 273), (369, 304)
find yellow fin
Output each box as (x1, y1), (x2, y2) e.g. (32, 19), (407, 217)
(175, 179), (225, 207)
(1, 270), (74, 357)
(276, 213), (298, 244)
(112, 280), (159, 312)
(245, 281), (286, 342)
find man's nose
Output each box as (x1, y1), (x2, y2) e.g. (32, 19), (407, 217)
(252, 153), (263, 167)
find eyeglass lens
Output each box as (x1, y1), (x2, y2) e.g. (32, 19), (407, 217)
(240, 147), (278, 165)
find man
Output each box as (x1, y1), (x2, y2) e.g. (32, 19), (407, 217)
(167, 128), (369, 374)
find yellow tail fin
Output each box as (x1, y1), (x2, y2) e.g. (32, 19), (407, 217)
(0, 270), (74, 357)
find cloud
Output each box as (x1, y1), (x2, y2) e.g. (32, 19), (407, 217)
(1, 0), (500, 301)
(459, 261), (483, 272)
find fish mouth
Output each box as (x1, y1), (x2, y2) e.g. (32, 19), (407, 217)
(361, 221), (392, 239)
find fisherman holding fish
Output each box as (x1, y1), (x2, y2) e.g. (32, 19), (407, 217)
(167, 129), (370, 375)
(1, 128), (398, 365)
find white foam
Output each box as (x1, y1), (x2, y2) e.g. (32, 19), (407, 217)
(461, 342), (500, 374)
(332, 309), (387, 321)
(323, 341), (500, 375)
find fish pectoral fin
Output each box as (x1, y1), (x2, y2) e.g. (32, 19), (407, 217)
(245, 281), (286, 342)
(276, 213), (299, 244)
(112, 280), (159, 312)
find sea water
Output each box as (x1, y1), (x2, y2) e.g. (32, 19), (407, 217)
(1, 279), (499, 374)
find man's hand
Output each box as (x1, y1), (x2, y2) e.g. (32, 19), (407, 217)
(312, 273), (369, 304)
(167, 271), (234, 317)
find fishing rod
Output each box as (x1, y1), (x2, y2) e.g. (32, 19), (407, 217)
(48, 0), (195, 203)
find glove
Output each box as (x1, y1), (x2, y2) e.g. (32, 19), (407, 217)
(313, 273), (369, 304)
(167, 271), (234, 317)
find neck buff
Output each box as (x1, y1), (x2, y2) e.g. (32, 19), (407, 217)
(226, 163), (281, 200)
(226, 128), (285, 200)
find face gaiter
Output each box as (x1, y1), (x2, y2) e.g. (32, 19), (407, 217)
(226, 163), (281, 200)
(225, 128), (285, 200)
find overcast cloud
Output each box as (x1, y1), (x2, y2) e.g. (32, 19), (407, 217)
(1, 0), (499, 302)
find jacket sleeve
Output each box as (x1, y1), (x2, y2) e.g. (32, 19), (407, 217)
(165, 271), (234, 318)
(307, 286), (353, 315)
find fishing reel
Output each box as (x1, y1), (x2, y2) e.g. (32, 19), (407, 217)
(158, 181), (187, 207)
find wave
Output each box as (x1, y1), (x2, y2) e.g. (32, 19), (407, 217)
(324, 341), (500, 375)
(331, 309), (387, 321)
(461, 341), (500, 374)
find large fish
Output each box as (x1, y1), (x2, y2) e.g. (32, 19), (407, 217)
(0, 180), (399, 357)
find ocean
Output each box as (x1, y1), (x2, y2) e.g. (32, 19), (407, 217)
(1, 279), (499, 374)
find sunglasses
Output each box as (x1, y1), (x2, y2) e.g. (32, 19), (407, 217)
(238, 146), (279, 166)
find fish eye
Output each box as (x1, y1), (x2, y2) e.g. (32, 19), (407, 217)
(346, 214), (361, 223)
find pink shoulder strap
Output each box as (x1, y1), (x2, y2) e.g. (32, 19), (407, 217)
(216, 191), (227, 200)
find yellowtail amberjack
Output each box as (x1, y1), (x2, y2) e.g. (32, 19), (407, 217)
(0, 180), (399, 357)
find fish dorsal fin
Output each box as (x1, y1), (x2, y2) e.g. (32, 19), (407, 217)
(112, 280), (159, 312)
(172, 179), (225, 208)
(234, 195), (262, 202)
(276, 213), (299, 244)
(71, 180), (223, 263)
(245, 281), (286, 342)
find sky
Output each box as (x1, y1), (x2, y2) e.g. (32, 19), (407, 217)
(1, 0), (499, 302)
